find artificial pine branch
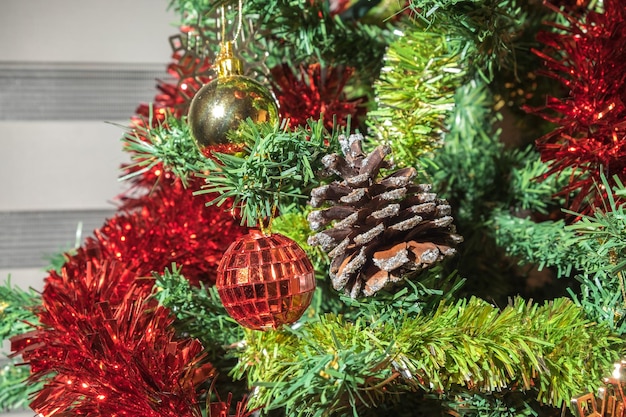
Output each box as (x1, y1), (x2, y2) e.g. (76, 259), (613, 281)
(0, 279), (40, 341)
(119, 110), (209, 186)
(441, 391), (538, 417)
(507, 148), (569, 216)
(562, 176), (626, 335)
(349, 388), (540, 417)
(493, 175), (626, 335)
(564, 175), (626, 273)
(153, 265), (243, 351)
(331, 267), (466, 330)
(169, 0), (394, 80)
(569, 273), (626, 336)
(491, 212), (578, 277)
(196, 118), (341, 227)
(0, 280), (41, 412)
(422, 78), (528, 300)
(232, 296), (620, 416)
(495, 174), (626, 275)
(243, 0), (390, 72)
(0, 361), (41, 412)
(429, 78), (502, 223)
(407, 0), (532, 81)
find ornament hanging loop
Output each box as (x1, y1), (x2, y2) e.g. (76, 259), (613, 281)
(219, 0), (244, 45)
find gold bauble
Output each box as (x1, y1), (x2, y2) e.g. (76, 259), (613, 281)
(188, 42), (279, 157)
(189, 76), (278, 153)
(188, 74), (278, 157)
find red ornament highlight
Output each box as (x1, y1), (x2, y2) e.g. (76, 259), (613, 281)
(216, 230), (316, 330)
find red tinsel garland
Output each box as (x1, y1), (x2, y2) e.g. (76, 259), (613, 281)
(529, 0), (626, 214)
(101, 173), (247, 286)
(12, 249), (212, 417)
(271, 63), (364, 129)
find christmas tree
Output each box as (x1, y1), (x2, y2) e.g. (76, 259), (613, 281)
(3, 0), (626, 416)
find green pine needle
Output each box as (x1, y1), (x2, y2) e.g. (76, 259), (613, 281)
(119, 109), (209, 186)
(568, 274), (626, 336)
(564, 175), (626, 274)
(152, 264), (244, 351)
(442, 391), (538, 417)
(491, 211), (578, 277)
(563, 175), (626, 335)
(169, 0), (393, 80)
(428, 78), (502, 224)
(407, 0), (530, 81)
(493, 175), (626, 335)
(195, 118), (341, 227)
(0, 279), (40, 342)
(0, 361), (41, 412)
(508, 148), (568, 216)
(338, 267), (466, 323)
(0, 280), (41, 412)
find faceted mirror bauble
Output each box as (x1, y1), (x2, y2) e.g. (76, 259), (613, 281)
(216, 230), (316, 331)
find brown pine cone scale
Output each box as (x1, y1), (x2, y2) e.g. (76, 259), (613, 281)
(308, 133), (463, 298)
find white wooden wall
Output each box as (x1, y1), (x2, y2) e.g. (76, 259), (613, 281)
(0, 1), (177, 415)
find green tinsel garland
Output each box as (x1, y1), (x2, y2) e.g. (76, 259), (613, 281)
(369, 26), (466, 168)
(231, 297), (621, 416)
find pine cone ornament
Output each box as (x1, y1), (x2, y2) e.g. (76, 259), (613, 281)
(307, 134), (463, 298)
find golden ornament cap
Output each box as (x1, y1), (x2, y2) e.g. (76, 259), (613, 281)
(215, 41), (243, 77)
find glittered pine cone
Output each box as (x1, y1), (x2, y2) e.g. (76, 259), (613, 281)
(307, 133), (463, 298)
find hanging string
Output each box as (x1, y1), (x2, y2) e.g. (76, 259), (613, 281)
(220, 5), (226, 43)
(219, 0), (244, 45)
(233, 0), (244, 44)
